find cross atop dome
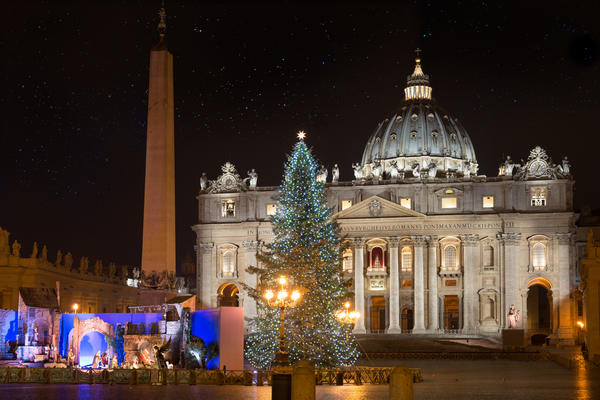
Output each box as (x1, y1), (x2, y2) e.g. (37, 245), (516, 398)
(405, 49), (432, 101)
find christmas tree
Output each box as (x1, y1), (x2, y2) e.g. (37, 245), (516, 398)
(244, 136), (360, 369)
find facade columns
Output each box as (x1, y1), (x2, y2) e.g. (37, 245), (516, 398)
(387, 237), (401, 333)
(412, 235), (427, 333)
(353, 238), (367, 334)
(461, 234), (479, 333)
(427, 236), (439, 332)
(196, 242), (214, 309)
(500, 233), (521, 328)
(242, 240), (261, 323)
(556, 233), (573, 340)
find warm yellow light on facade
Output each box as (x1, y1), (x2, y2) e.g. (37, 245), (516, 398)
(264, 290), (274, 300)
(72, 303), (79, 312)
(577, 321), (584, 328)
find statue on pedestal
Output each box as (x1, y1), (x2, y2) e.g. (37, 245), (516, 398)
(41, 245), (47, 261)
(31, 242), (38, 258)
(507, 304), (520, 328)
(316, 165), (328, 183)
(11, 240), (21, 257)
(56, 250), (63, 267)
(68, 348), (75, 367)
(246, 169), (258, 189)
(352, 163), (364, 180)
(32, 323), (39, 344)
(64, 252), (73, 271)
(199, 172), (208, 191)
(332, 164), (339, 183)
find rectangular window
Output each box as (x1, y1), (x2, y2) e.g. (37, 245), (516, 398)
(441, 197), (457, 209)
(482, 196), (494, 208)
(266, 204), (277, 216)
(401, 280), (412, 287)
(445, 280), (457, 287)
(341, 200), (353, 210)
(221, 200), (236, 217)
(400, 198), (411, 209)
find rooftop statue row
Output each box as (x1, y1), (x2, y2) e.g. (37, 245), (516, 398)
(0, 226), (132, 283)
(199, 162), (258, 193)
(499, 146), (572, 181)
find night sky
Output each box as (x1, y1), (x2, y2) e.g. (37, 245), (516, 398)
(2, 1), (599, 271)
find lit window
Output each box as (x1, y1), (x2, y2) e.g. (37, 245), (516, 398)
(401, 247), (412, 272)
(342, 249), (353, 272)
(441, 197), (457, 209)
(222, 251), (235, 277)
(444, 245), (457, 270)
(532, 243), (546, 269)
(445, 189), (454, 194)
(401, 280), (412, 287)
(400, 198), (411, 209)
(531, 187), (547, 207)
(221, 200), (236, 217)
(341, 200), (353, 210)
(482, 196), (494, 208)
(266, 204), (277, 216)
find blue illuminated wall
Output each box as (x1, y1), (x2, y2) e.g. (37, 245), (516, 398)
(191, 309), (220, 369)
(79, 331), (107, 367)
(58, 313), (162, 358)
(0, 310), (18, 342)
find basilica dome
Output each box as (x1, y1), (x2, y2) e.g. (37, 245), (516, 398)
(359, 55), (478, 179)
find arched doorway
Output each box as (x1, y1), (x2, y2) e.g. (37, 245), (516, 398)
(401, 308), (413, 332)
(370, 296), (386, 333)
(527, 278), (552, 333)
(218, 283), (239, 307)
(79, 331), (107, 368)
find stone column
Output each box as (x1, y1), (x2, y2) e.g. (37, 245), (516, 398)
(242, 240), (261, 323)
(412, 236), (427, 333)
(353, 238), (367, 334)
(461, 234), (479, 333)
(387, 237), (401, 333)
(427, 236), (439, 332)
(500, 233), (521, 328)
(557, 233), (573, 340)
(197, 242), (214, 309)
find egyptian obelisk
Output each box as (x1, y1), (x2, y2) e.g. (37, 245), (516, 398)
(140, 6), (176, 305)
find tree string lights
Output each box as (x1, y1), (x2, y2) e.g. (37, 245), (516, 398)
(244, 138), (360, 369)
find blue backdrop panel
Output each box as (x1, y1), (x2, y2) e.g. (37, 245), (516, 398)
(78, 331), (107, 368)
(58, 313), (162, 358)
(191, 309), (220, 369)
(0, 310), (18, 342)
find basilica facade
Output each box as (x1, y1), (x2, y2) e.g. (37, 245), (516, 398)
(193, 56), (578, 342)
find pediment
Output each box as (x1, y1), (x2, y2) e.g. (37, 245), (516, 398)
(334, 196), (425, 219)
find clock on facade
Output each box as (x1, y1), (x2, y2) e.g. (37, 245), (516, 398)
(529, 160), (547, 177)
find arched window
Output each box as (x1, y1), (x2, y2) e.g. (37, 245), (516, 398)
(532, 243), (546, 269)
(342, 249), (353, 272)
(483, 245), (494, 267)
(222, 250), (235, 277)
(401, 247), (412, 272)
(370, 247), (385, 270)
(444, 245), (457, 270)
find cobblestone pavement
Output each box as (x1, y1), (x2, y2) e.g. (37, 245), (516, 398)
(0, 360), (598, 399)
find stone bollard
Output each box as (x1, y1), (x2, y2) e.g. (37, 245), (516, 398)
(291, 360), (315, 400)
(389, 366), (413, 400)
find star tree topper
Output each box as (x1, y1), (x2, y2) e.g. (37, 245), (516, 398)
(297, 130), (306, 141)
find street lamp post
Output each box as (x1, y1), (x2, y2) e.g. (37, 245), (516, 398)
(264, 276), (302, 367)
(337, 301), (360, 340)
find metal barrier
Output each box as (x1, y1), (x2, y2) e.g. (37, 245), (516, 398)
(0, 366), (422, 385)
